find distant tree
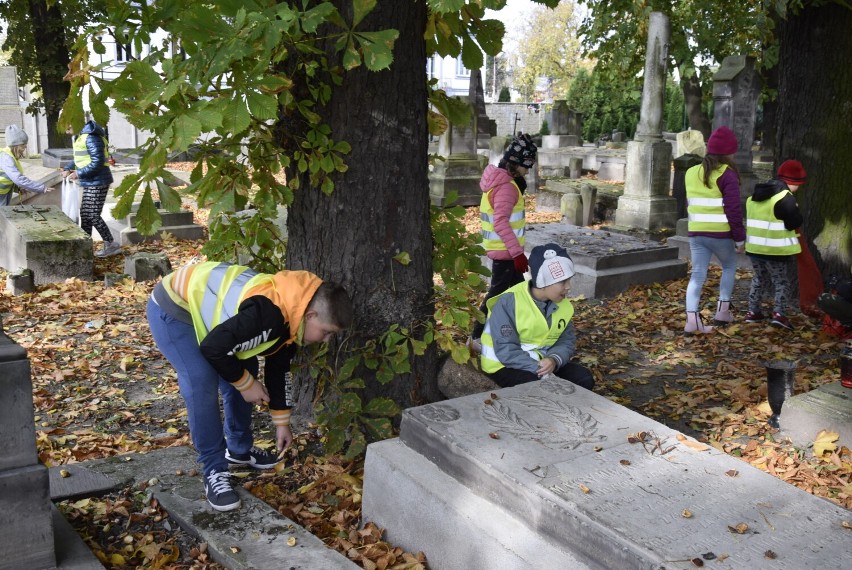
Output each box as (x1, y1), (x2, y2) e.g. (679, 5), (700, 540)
(498, 86), (511, 102)
(512, 0), (585, 101)
(664, 78), (685, 133)
(539, 119), (550, 136)
(565, 67), (639, 142)
(0, 0), (103, 146)
(577, 0), (765, 139)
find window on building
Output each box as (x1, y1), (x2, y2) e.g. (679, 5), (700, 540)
(455, 56), (470, 77)
(115, 42), (133, 63)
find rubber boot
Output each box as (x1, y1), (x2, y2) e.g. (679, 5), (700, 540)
(714, 300), (733, 324)
(684, 311), (714, 334)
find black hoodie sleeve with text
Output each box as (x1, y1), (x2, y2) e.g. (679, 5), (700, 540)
(198, 295), (293, 408)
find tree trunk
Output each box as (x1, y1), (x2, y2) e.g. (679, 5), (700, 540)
(27, 0), (70, 147)
(286, 1), (440, 420)
(777, 4), (852, 277)
(681, 72), (710, 140)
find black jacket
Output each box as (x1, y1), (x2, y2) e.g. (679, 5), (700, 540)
(750, 178), (802, 231)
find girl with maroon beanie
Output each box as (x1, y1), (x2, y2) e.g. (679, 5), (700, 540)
(683, 126), (746, 334)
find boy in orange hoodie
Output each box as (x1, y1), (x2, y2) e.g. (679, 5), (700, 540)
(147, 262), (352, 511)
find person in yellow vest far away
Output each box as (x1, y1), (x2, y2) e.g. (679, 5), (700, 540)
(146, 262), (353, 511)
(1, 125), (52, 206)
(469, 133), (538, 353)
(480, 243), (594, 391)
(61, 120), (120, 257)
(744, 160), (807, 330)
(684, 126), (746, 334)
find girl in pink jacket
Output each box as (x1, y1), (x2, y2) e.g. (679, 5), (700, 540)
(470, 133), (537, 346)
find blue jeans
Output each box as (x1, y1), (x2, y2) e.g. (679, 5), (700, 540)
(147, 297), (256, 475)
(686, 236), (737, 312)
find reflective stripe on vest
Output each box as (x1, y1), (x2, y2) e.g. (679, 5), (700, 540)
(480, 182), (525, 251)
(745, 191), (801, 255)
(0, 147), (23, 195)
(185, 262), (277, 358)
(686, 164), (731, 232)
(73, 134), (110, 169)
(479, 281), (574, 374)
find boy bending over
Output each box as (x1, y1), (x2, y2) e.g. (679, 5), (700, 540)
(147, 262), (352, 511)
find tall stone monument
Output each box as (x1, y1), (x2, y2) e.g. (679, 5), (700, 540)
(712, 55), (762, 197)
(614, 12), (678, 232)
(469, 70), (494, 149)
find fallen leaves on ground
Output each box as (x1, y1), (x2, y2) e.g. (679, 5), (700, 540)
(2, 193), (850, 570)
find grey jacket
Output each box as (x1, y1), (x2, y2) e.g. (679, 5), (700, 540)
(487, 283), (577, 374)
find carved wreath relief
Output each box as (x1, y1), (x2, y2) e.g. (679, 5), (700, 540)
(481, 391), (605, 449)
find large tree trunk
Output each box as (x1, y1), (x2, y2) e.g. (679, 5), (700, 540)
(777, 4), (852, 276)
(681, 72), (710, 140)
(286, 1), (440, 419)
(28, 0), (70, 147)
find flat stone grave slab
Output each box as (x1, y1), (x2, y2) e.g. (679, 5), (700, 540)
(363, 379), (852, 569)
(524, 223), (686, 298)
(780, 381), (852, 450)
(0, 205), (93, 285)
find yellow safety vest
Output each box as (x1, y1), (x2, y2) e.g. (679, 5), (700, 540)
(745, 190), (801, 256)
(480, 181), (525, 252)
(480, 281), (574, 374)
(183, 262), (278, 358)
(0, 147), (23, 196)
(73, 134), (110, 169)
(686, 164), (730, 233)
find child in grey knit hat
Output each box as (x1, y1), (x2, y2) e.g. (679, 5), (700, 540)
(1, 125), (50, 206)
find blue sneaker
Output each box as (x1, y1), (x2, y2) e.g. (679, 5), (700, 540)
(204, 469), (240, 511)
(225, 447), (279, 469)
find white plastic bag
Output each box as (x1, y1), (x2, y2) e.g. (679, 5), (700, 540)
(61, 177), (80, 224)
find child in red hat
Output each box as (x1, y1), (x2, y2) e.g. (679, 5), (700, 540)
(743, 160), (806, 330)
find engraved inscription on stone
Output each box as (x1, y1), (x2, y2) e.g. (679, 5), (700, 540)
(419, 404), (461, 423)
(538, 458), (852, 568)
(481, 396), (605, 449)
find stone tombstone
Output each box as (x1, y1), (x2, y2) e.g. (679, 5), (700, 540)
(675, 129), (705, 158)
(569, 157), (583, 179)
(549, 100), (570, 135)
(712, 55), (762, 196)
(579, 183), (598, 225)
(0, 320), (55, 570)
(430, 96), (486, 207)
(615, 12), (678, 232)
(124, 252), (172, 282)
(0, 67), (24, 133)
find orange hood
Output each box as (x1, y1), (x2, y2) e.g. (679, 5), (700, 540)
(246, 270), (323, 345)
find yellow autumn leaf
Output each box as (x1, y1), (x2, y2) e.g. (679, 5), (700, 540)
(812, 430), (839, 458)
(676, 434), (709, 452)
(756, 402), (772, 415)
